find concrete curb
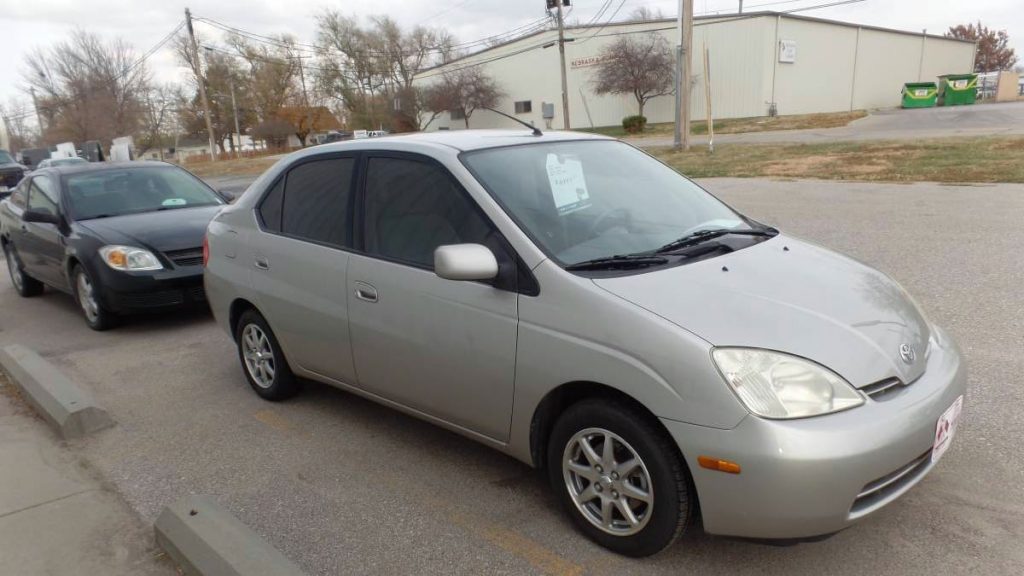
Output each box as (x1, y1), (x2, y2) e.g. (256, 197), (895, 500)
(0, 344), (114, 439)
(155, 495), (306, 576)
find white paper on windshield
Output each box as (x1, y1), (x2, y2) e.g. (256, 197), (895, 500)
(162, 198), (187, 206)
(546, 154), (591, 214)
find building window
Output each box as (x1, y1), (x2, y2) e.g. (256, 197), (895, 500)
(514, 100), (532, 114)
(450, 108), (465, 120)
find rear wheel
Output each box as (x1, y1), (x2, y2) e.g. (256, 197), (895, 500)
(235, 309), (300, 401)
(72, 265), (115, 331)
(4, 243), (44, 297)
(547, 399), (695, 557)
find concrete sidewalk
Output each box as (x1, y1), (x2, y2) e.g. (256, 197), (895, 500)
(0, 380), (176, 575)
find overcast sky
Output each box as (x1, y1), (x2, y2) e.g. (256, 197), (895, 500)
(1, 0), (1020, 117)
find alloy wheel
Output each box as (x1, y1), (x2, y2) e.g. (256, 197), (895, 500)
(562, 427), (654, 536)
(76, 271), (100, 323)
(242, 324), (276, 389)
(6, 250), (23, 292)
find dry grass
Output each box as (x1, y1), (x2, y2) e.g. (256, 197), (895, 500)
(652, 137), (1024, 183)
(581, 110), (869, 139)
(183, 155), (282, 179)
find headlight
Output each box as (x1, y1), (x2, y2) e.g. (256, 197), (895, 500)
(712, 348), (864, 419)
(98, 245), (163, 271)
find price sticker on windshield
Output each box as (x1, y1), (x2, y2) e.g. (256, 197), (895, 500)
(546, 154), (591, 215)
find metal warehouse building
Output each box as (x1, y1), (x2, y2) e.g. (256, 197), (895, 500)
(415, 11), (976, 130)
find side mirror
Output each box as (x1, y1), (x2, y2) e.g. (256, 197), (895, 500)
(434, 244), (498, 281)
(215, 188), (237, 203)
(23, 209), (60, 225)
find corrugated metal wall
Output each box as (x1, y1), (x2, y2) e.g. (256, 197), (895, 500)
(416, 14), (976, 131)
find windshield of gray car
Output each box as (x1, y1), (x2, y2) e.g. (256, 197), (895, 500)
(0, 151), (14, 164)
(461, 140), (750, 267)
(64, 166), (224, 220)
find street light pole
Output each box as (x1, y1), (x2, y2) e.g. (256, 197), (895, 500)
(672, 0), (693, 151)
(185, 7), (217, 162)
(555, 1), (571, 130)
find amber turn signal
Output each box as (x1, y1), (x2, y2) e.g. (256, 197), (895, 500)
(698, 455), (741, 474)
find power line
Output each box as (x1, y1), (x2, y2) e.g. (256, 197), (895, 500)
(115, 20), (185, 82)
(576, 0), (630, 44)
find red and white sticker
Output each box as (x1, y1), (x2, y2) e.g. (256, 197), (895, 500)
(932, 395), (964, 464)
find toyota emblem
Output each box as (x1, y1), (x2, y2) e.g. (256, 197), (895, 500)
(899, 343), (916, 364)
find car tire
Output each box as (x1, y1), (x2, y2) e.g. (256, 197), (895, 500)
(4, 243), (44, 297)
(547, 398), (695, 557)
(235, 309), (300, 401)
(72, 265), (115, 331)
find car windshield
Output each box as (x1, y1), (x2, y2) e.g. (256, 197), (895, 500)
(65, 166), (224, 220)
(461, 140), (748, 266)
(0, 151), (14, 164)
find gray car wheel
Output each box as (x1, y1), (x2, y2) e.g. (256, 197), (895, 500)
(72, 265), (114, 331)
(4, 244), (43, 297)
(235, 309), (300, 401)
(547, 398), (695, 557)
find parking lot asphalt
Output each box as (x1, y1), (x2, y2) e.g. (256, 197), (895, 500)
(1, 178), (1022, 575)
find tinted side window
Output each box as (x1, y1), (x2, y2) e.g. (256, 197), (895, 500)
(281, 157), (354, 247)
(258, 179), (284, 232)
(363, 157), (492, 268)
(28, 177), (58, 215)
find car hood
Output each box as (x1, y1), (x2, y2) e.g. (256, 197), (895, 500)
(592, 235), (930, 387)
(76, 205), (222, 253)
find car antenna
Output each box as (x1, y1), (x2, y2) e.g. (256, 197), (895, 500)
(482, 107), (543, 137)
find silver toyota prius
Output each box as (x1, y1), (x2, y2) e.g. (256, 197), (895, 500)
(204, 130), (966, 557)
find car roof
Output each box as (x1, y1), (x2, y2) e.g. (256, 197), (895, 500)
(310, 129), (614, 153)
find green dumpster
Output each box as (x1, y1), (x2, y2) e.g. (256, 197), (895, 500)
(901, 82), (937, 108)
(937, 74), (978, 106)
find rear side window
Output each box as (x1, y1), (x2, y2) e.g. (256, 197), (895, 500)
(363, 157), (492, 268)
(27, 176), (59, 215)
(258, 179), (284, 231)
(10, 180), (28, 209)
(259, 157), (354, 247)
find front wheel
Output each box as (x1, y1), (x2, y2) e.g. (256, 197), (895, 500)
(4, 243), (44, 297)
(72, 265), (115, 331)
(547, 399), (695, 557)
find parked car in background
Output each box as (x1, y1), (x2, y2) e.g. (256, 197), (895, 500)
(0, 162), (226, 330)
(205, 130), (965, 557)
(35, 157), (89, 169)
(0, 150), (27, 198)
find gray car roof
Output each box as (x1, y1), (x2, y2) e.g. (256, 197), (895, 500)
(32, 161), (176, 177)
(308, 129), (614, 153)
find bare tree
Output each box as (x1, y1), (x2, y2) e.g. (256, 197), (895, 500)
(225, 34), (298, 122)
(422, 66), (503, 129)
(592, 33), (675, 119)
(0, 100), (38, 151)
(23, 30), (149, 145)
(630, 7), (665, 21)
(315, 10), (455, 131)
(135, 84), (177, 158)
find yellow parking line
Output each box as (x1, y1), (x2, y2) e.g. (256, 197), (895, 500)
(253, 409), (293, 433)
(448, 510), (585, 576)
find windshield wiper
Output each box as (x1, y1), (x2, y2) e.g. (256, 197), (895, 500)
(565, 254), (668, 271)
(656, 227), (777, 254)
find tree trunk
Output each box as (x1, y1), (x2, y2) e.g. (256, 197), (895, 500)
(464, 113), (470, 130)
(638, 99), (645, 120)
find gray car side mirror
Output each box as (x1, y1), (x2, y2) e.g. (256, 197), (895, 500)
(434, 244), (499, 281)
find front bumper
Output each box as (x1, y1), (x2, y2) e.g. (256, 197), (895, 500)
(92, 263), (207, 314)
(663, 326), (967, 539)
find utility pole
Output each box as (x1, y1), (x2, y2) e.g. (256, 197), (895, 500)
(29, 87), (45, 144)
(229, 80), (241, 158)
(554, 0), (571, 130)
(739, 0), (744, 13)
(672, 0), (693, 151)
(296, 55), (313, 145)
(185, 8), (217, 162)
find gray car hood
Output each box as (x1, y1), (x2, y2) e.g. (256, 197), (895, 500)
(593, 236), (930, 387)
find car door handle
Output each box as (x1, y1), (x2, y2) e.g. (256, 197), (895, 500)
(354, 282), (378, 303)
(254, 257), (269, 270)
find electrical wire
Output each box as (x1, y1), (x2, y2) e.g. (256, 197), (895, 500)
(115, 20), (185, 82)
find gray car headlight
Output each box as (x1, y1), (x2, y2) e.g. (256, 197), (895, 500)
(98, 245), (164, 271)
(712, 348), (864, 419)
